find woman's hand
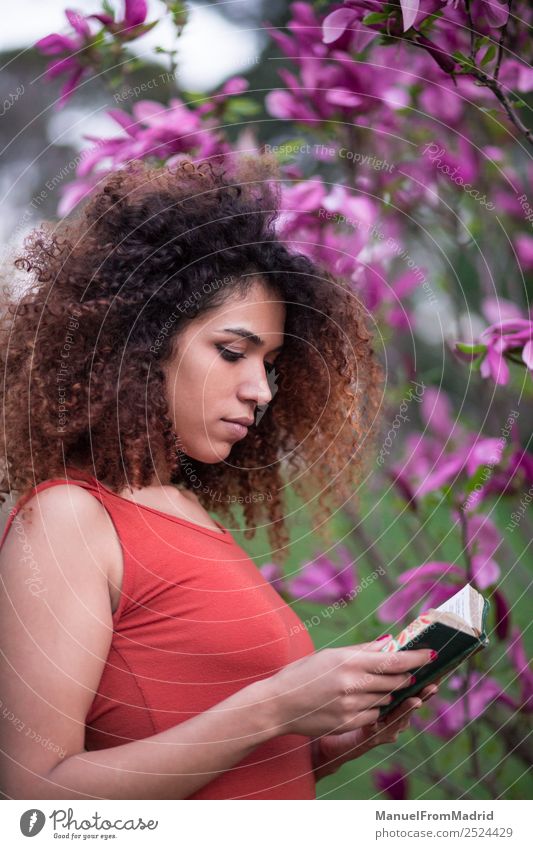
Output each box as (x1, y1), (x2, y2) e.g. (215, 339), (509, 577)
(267, 636), (438, 739)
(311, 681), (441, 781)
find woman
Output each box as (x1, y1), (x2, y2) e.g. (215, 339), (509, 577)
(0, 157), (439, 800)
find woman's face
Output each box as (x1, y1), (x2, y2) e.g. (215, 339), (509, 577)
(162, 279), (286, 464)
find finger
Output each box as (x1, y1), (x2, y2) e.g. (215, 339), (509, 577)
(333, 708), (381, 733)
(419, 684), (438, 701)
(364, 648), (436, 674)
(364, 636), (394, 651)
(354, 672), (416, 692)
(377, 699), (420, 727)
(351, 636), (394, 653)
(381, 697), (422, 722)
(347, 691), (396, 711)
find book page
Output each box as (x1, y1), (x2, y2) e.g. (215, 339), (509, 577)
(436, 583), (482, 630)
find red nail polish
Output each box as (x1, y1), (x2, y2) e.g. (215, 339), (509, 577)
(377, 634), (392, 641)
(409, 675), (416, 684)
(430, 650), (438, 660)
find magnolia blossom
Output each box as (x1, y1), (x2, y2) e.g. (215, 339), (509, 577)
(267, 3), (413, 127)
(35, 10), (94, 107)
(259, 562), (285, 593)
(378, 506), (502, 625)
(458, 511), (502, 589)
(285, 546), (357, 604)
(506, 627), (533, 713)
(414, 673), (509, 738)
(55, 92), (231, 215)
(373, 765), (409, 799)
(390, 389), (533, 511)
(377, 561), (463, 623)
(455, 318), (533, 386)
(35, 2), (152, 109)
(276, 179), (424, 326)
(322, 1), (447, 45)
(469, 0), (510, 30)
(389, 386), (513, 508)
(414, 632), (533, 738)
(322, 0), (456, 73)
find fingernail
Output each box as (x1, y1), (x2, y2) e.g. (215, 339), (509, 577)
(430, 650), (438, 660)
(377, 634), (392, 641)
(409, 675), (416, 684)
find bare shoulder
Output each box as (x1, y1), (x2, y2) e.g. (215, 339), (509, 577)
(0, 483), (119, 796)
(0, 482), (119, 594)
(9, 482), (111, 543)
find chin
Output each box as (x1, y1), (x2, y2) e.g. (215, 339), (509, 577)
(188, 442), (232, 464)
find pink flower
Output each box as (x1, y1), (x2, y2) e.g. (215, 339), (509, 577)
(88, 0), (149, 34)
(286, 546), (357, 604)
(35, 10), (94, 108)
(482, 447), (533, 500)
(461, 512), (502, 589)
(55, 97), (228, 214)
(456, 310), (533, 385)
(259, 562), (285, 593)
(481, 296), (525, 325)
(322, 1), (454, 73)
(469, 0), (510, 30)
(493, 589), (511, 640)
(35, 2), (153, 110)
(374, 765), (409, 799)
(389, 385), (529, 511)
(416, 673), (508, 738)
(515, 234), (533, 270)
(507, 627), (533, 713)
(480, 318), (533, 385)
(377, 561), (464, 622)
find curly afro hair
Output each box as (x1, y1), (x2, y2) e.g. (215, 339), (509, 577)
(0, 155), (384, 560)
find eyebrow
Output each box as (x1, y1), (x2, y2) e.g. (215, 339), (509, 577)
(216, 326), (284, 352)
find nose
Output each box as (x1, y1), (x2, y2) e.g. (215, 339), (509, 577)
(236, 363), (274, 409)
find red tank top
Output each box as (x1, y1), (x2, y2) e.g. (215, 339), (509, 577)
(0, 467), (317, 799)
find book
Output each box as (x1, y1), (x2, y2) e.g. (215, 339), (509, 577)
(377, 583), (490, 719)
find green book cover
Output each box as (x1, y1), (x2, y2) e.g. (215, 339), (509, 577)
(378, 584), (490, 719)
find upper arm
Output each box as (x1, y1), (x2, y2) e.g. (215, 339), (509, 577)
(0, 485), (115, 798)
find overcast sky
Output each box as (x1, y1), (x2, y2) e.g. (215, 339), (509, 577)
(2, 0), (262, 90)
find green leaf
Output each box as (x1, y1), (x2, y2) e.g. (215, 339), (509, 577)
(455, 342), (488, 355)
(362, 12), (388, 25)
(464, 463), (493, 497)
(481, 43), (497, 66)
(418, 10), (444, 34)
(225, 96), (261, 116)
(452, 50), (474, 69)
(102, 0), (115, 18)
(182, 90), (210, 105)
(129, 20), (159, 38)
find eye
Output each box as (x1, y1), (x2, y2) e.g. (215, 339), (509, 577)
(216, 345), (246, 362)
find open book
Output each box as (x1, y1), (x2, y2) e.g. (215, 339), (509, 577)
(378, 583), (490, 718)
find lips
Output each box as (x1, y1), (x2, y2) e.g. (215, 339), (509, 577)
(221, 419), (251, 439)
(222, 417), (254, 426)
